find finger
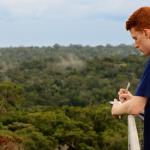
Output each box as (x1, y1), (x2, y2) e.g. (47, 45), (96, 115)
(118, 89), (128, 95)
(120, 93), (129, 98)
(119, 94), (129, 101)
(119, 88), (126, 92)
(120, 98), (125, 102)
(119, 97), (127, 102)
(118, 90), (125, 95)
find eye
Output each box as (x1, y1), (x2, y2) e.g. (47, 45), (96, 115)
(133, 37), (137, 40)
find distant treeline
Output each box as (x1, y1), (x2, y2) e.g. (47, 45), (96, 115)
(0, 44), (147, 107)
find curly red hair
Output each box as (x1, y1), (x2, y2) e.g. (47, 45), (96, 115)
(126, 7), (150, 31)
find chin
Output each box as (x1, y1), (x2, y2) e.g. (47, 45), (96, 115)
(143, 52), (150, 56)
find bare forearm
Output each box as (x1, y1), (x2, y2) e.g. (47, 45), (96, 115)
(111, 100), (130, 115)
(111, 96), (147, 116)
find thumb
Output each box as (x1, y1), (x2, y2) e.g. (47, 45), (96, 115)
(119, 93), (129, 101)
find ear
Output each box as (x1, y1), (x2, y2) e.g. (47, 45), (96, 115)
(143, 29), (150, 39)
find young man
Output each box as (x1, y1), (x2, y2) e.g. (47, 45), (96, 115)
(111, 7), (150, 150)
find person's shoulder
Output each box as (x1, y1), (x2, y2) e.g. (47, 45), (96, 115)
(145, 58), (150, 69)
(142, 58), (150, 76)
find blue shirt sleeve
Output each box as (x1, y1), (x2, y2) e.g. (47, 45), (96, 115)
(135, 59), (150, 98)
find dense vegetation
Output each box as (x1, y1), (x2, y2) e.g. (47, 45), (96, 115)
(0, 44), (147, 149)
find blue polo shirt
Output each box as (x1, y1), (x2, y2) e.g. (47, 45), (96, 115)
(135, 58), (150, 150)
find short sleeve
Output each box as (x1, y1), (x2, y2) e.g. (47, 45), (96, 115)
(136, 70), (150, 98)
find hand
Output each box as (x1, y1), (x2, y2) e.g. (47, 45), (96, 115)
(118, 88), (133, 102)
(111, 99), (122, 119)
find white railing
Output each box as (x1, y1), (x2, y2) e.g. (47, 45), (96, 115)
(128, 115), (141, 150)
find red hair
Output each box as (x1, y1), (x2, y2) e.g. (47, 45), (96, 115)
(126, 7), (150, 31)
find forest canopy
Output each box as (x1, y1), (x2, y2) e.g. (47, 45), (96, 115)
(0, 44), (145, 149)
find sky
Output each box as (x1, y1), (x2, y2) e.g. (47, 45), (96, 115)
(0, 0), (150, 47)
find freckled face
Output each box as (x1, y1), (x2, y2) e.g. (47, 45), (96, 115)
(130, 28), (150, 56)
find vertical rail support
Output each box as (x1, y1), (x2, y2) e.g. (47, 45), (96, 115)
(128, 115), (141, 150)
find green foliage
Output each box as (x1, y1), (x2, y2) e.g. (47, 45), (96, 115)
(0, 45), (144, 149)
(0, 105), (128, 149)
(21, 130), (56, 150)
(0, 45), (144, 106)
